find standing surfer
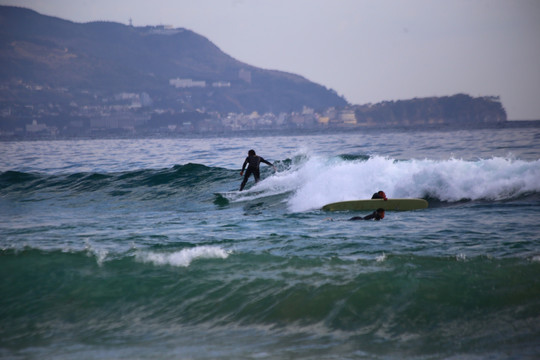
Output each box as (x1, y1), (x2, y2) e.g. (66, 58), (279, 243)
(239, 149), (276, 191)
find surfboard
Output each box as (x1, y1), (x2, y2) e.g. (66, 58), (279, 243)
(213, 189), (270, 205)
(322, 198), (428, 212)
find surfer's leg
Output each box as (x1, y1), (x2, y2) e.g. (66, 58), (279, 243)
(240, 169), (252, 191)
(253, 168), (261, 183)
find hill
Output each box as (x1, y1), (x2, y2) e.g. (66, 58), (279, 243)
(0, 5), (347, 114)
(353, 94), (507, 127)
(0, 6), (507, 138)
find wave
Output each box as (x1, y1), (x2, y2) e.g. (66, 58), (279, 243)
(219, 154), (540, 211)
(136, 246), (231, 267)
(2, 155), (539, 211)
(2, 248), (539, 343)
(0, 163), (235, 198)
(282, 155), (540, 212)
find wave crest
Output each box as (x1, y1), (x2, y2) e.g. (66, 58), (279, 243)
(136, 246), (231, 267)
(285, 156), (540, 211)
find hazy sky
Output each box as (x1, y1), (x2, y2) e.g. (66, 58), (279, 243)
(2, 0), (540, 120)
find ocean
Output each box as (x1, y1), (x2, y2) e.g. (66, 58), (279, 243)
(1, 126), (540, 359)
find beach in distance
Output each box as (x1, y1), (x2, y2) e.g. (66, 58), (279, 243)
(1, 126), (540, 359)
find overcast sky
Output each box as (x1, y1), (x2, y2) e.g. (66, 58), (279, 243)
(2, 0), (539, 120)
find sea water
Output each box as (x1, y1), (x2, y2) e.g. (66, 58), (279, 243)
(1, 126), (539, 359)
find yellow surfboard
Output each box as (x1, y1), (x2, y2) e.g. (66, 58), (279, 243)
(322, 198), (428, 212)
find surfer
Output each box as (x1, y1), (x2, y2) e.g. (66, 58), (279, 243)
(324, 208), (385, 221)
(349, 208), (385, 221)
(239, 149), (276, 191)
(372, 191), (388, 200)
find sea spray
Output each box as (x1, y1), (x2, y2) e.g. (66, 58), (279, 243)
(286, 156), (540, 211)
(136, 246), (230, 267)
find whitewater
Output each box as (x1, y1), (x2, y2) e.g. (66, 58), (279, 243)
(1, 126), (540, 359)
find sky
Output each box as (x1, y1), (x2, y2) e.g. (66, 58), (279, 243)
(1, 0), (540, 120)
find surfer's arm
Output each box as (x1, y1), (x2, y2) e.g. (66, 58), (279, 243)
(362, 211), (379, 220)
(260, 157), (276, 170)
(240, 157), (248, 175)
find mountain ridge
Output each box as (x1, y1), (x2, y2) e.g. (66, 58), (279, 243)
(0, 5), (347, 113)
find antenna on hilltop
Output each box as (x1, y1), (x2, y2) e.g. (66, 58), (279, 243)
(129, 18), (133, 27)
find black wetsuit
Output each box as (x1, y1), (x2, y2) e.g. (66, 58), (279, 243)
(240, 155), (273, 191)
(349, 211), (384, 221)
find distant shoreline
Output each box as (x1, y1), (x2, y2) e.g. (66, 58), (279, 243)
(1, 120), (538, 142)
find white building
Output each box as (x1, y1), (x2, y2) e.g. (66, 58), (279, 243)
(169, 78), (206, 88)
(26, 120), (47, 132)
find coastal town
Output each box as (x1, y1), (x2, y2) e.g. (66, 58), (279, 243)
(0, 83), (507, 139)
(0, 89), (359, 138)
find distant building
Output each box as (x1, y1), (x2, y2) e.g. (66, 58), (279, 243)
(169, 78), (206, 88)
(212, 81), (231, 88)
(302, 106), (314, 115)
(339, 109), (357, 125)
(146, 25), (183, 35)
(26, 120), (47, 132)
(318, 116), (330, 125)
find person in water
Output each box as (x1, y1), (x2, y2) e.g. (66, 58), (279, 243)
(349, 208), (385, 221)
(240, 149), (276, 191)
(371, 190), (388, 200)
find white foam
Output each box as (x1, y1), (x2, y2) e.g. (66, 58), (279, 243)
(283, 155), (540, 212)
(84, 240), (109, 266)
(218, 153), (540, 212)
(376, 253), (387, 262)
(456, 253), (467, 262)
(137, 246), (230, 267)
